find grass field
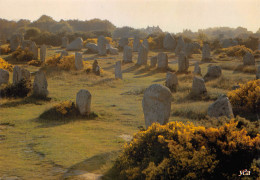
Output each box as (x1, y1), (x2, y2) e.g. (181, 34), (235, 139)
(0, 46), (258, 179)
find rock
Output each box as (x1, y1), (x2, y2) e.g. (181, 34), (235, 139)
(60, 50), (68, 58)
(133, 36), (141, 52)
(142, 84), (172, 128)
(157, 52), (168, 70)
(30, 41), (38, 60)
(165, 72), (178, 92)
(184, 42), (200, 57)
(202, 44), (211, 61)
(108, 47), (119, 55)
(193, 62), (201, 75)
(175, 36), (185, 55)
(66, 37), (83, 51)
(178, 52), (189, 72)
(190, 76), (207, 96)
(92, 60), (100, 75)
(123, 46), (132, 63)
(33, 71), (48, 97)
(40, 44), (46, 62)
(163, 33), (176, 50)
(61, 37), (69, 48)
(0, 69), (9, 86)
(118, 37), (129, 49)
(98, 36), (108, 56)
(76, 89), (92, 115)
(12, 66), (30, 84)
(150, 56), (157, 68)
(208, 95), (234, 118)
(115, 61), (122, 79)
(75, 52), (83, 70)
(142, 39), (149, 50)
(137, 44), (148, 65)
(243, 52), (255, 66)
(10, 34), (22, 51)
(256, 65), (260, 79)
(204, 66), (222, 81)
(86, 43), (99, 53)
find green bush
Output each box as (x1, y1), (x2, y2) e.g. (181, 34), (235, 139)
(0, 79), (32, 98)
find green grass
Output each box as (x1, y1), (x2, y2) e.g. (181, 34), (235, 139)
(0, 47), (258, 179)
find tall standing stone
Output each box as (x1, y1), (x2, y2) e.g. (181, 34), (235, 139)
(243, 52), (255, 66)
(157, 52), (168, 70)
(202, 44), (211, 61)
(61, 37), (69, 48)
(150, 56), (157, 68)
(163, 33), (176, 50)
(142, 84), (172, 128)
(143, 39), (149, 50)
(133, 36), (140, 52)
(33, 71), (48, 98)
(208, 95), (234, 118)
(115, 61), (122, 79)
(118, 37), (129, 50)
(137, 44), (148, 65)
(13, 66), (30, 84)
(40, 44), (46, 62)
(30, 41), (38, 60)
(66, 37), (83, 51)
(165, 72), (178, 92)
(76, 89), (92, 116)
(175, 36), (185, 55)
(98, 36), (108, 56)
(178, 52), (189, 72)
(0, 69), (9, 86)
(193, 62), (201, 75)
(256, 65), (260, 79)
(190, 76), (207, 97)
(75, 52), (83, 70)
(123, 46), (132, 63)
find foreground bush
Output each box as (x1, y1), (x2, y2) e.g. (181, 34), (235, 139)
(0, 79), (32, 98)
(12, 48), (34, 62)
(215, 45), (253, 57)
(0, 58), (13, 72)
(108, 121), (259, 179)
(228, 79), (260, 114)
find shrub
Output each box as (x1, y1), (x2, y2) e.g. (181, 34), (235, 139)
(215, 45), (253, 57)
(108, 121), (259, 179)
(228, 79), (260, 114)
(27, 60), (42, 67)
(0, 45), (11, 54)
(84, 38), (98, 45)
(45, 54), (61, 67)
(45, 54), (76, 70)
(12, 48), (34, 62)
(0, 79), (32, 98)
(0, 58), (13, 72)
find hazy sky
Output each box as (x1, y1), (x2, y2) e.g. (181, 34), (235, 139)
(0, 0), (259, 33)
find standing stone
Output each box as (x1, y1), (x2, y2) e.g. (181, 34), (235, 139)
(123, 46), (132, 63)
(33, 71), (48, 98)
(202, 44), (211, 61)
(143, 39), (149, 50)
(0, 69), (9, 86)
(243, 52), (255, 66)
(98, 36), (108, 56)
(256, 65), (260, 79)
(137, 44), (148, 65)
(204, 66), (222, 81)
(178, 52), (189, 72)
(61, 37), (69, 48)
(163, 33), (176, 50)
(66, 37), (83, 51)
(92, 60), (100, 75)
(12, 66), (30, 84)
(60, 50), (68, 59)
(193, 62), (201, 75)
(157, 52), (168, 70)
(133, 36), (141, 52)
(86, 43), (99, 53)
(150, 56), (157, 68)
(10, 34), (21, 51)
(184, 42), (200, 57)
(142, 84), (172, 128)
(115, 61), (122, 79)
(30, 41), (38, 60)
(75, 52), (83, 70)
(208, 95), (234, 118)
(190, 76), (207, 96)
(165, 72), (178, 92)
(40, 44), (46, 62)
(175, 36), (185, 55)
(76, 89), (92, 116)
(108, 46), (119, 55)
(118, 37), (129, 49)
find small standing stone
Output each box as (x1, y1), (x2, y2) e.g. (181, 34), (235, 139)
(243, 52), (255, 66)
(115, 61), (122, 79)
(142, 84), (172, 128)
(76, 89), (92, 116)
(123, 46), (132, 63)
(92, 60), (100, 75)
(190, 76), (207, 97)
(178, 52), (189, 72)
(98, 36), (108, 56)
(75, 52), (83, 70)
(30, 41), (38, 60)
(150, 56), (157, 68)
(118, 37), (129, 50)
(133, 36), (141, 52)
(202, 44), (211, 61)
(142, 39), (149, 50)
(163, 33), (176, 50)
(0, 69), (9, 86)
(208, 95), (234, 118)
(61, 37), (69, 48)
(165, 72), (178, 92)
(40, 44), (46, 62)
(175, 36), (185, 55)
(157, 52), (168, 70)
(193, 62), (201, 75)
(33, 71), (48, 98)
(137, 44), (148, 65)
(204, 66), (222, 81)
(12, 66), (30, 85)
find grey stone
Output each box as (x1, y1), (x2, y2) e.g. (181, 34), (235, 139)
(115, 61), (122, 79)
(0, 69), (9, 86)
(208, 95), (234, 118)
(204, 66), (222, 81)
(66, 37), (83, 51)
(137, 44), (148, 65)
(40, 44), (46, 62)
(193, 62), (201, 75)
(33, 71), (48, 97)
(175, 36), (185, 55)
(163, 33), (176, 50)
(157, 52), (168, 70)
(202, 44), (211, 61)
(108, 47), (119, 55)
(165, 72), (178, 92)
(142, 39), (149, 50)
(133, 36), (141, 52)
(75, 52), (83, 70)
(178, 52), (189, 72)
(150, 56), (157, 68)
(76, 89), (92, 115)
(21, 40), (32, 50)
(12, 66), (30, 84)
(118, 38), (129, 49)
(30, 41), (38, 60)
(98, 36), (108, 56)
(60, 50), (68, 59)
(10, 34), (22, 51)
(190, 76), (207, 96)
(61, 37), (69, 48)
(86, 43), (99, 53)
(123, 46), (132, 63)
(184, 42), (200, 57)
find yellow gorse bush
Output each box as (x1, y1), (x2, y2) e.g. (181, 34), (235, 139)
(0, 58), (13, 72)
(54, 101), (75, 115)
(45, 54), (76, 70)
(228, 79), (260, 113)
(218, 45), (253, 57)
(114, 121), (259, 179)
